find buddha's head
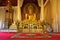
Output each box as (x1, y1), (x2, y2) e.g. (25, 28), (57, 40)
(28, 5), (33, 14)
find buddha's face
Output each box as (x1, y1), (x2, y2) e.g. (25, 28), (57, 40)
(28, 5), (33, 14)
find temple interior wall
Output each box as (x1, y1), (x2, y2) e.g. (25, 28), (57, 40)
(0, 0), (60, 32)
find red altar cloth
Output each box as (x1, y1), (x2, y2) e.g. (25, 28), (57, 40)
(0, 32), (60, 40)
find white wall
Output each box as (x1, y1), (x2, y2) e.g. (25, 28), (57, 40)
(0, 6), (17, 29)
(0, 7), (5, 29)
(49, 0), (59, 32)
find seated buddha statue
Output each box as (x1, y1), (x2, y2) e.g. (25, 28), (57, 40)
(25, 5), (36, 21)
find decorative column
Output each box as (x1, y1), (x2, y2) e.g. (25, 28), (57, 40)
(17, 0), (23, 30)
(38, 0), (49, 22)
(38, 0), (44, 22)
(17, 0), (23, 21)
(41, 0), (44, 22)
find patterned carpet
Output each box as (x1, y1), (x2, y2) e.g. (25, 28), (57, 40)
(0, 32), (60, 40)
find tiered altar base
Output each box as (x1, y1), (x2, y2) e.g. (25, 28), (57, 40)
(18, 20), (44, 33)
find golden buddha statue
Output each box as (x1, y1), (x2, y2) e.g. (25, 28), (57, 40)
(25, 4), (36, 21)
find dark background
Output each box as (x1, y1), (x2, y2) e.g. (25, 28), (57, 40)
(0, 0), (46, 6)
(0, 0), (17, 6)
